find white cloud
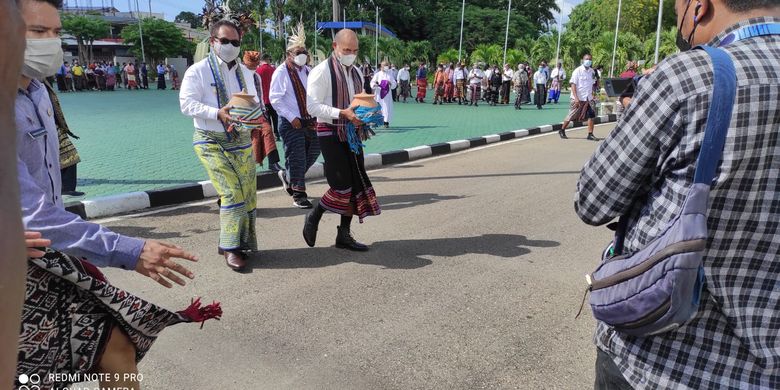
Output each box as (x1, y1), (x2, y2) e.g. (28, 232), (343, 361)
(557, 0), (586, 25)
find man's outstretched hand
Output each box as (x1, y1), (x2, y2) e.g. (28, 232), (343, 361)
(136, 240), (198, 288)
(24, 231), (51, 259)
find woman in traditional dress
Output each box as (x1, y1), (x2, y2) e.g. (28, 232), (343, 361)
(124, 62), (137, 89)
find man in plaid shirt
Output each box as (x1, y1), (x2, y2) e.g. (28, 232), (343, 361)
(575, 0), (780, 387)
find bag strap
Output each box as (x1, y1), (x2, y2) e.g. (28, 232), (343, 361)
(693, 45), (737, 185)
(612, 45), (736, 256)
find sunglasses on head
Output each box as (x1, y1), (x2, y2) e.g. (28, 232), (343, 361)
(214, 37), (241, 47)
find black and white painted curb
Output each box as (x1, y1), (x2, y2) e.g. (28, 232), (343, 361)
(65, 114), (618, 220)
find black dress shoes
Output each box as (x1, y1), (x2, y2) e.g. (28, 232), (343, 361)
(335, 226), (369, 251)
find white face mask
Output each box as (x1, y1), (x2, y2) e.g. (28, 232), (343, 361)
(23, 38), (63, 79)
(382, 66), (389, 71)
(338, 52), (357, 67)
(293, 53), (308, 67)
(583, 59), (593, 68)
(213, 41), (240, 63)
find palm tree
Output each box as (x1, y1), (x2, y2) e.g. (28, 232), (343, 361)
(531, 33), (556, 66)
(437, 48), (460, 65)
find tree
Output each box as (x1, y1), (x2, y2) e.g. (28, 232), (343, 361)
(61, 14), (110, 64)
(121, 18), (195, 63)
(566, 0), (676, 43)
(174, 11), (200, 28)
(436, 48), (459, 65)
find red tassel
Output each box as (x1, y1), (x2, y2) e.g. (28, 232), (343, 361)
(177, 297), (223, 329)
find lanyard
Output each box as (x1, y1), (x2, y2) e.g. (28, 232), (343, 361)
(719, 22), (780, 46)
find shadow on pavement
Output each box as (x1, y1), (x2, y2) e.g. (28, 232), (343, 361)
(251, 234), (559, 271)
(256, 193), (467, 219)
(108, 225), (205, 240)
(371, 170), (581, 183)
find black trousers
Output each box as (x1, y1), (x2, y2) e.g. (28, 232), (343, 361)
(55, 75), (67, 91)
(391, 88), (398, 101)
(61, 164), (78, 192)
(142, 74), (149, 88)
(265, 104), (280, 138)
(157, 74), (166, 89)
(594, 349), (633, 390)
(500, 81), (511, 104)
(535, 84), (546, 108)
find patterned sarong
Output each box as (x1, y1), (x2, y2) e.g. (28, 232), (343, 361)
(193, 129), (257, 252)
(17, 249), (221, 389)
(416, 79), (428, 99)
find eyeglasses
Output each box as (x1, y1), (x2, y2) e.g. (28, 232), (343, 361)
(214, 37), (241, 47)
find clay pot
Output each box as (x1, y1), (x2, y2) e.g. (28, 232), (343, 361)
(351, 92), (377, 108)
(228, 88), (257, 109)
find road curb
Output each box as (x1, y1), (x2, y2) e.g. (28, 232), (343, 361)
(65, 114), (617, 219)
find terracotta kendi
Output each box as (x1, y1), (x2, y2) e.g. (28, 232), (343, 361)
(352, 92), (377, 108)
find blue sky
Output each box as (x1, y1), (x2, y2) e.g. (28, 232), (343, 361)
(106, 0), (584, 24)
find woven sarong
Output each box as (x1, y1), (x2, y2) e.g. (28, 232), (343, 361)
(17, 249), (221, 389)
(193, 129), (257, 252)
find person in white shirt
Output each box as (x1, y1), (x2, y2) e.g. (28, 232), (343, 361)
(467, 64), (484, 107)
(179, 20), (260, 271)
(370, 60), (397, 127)
(548, 62), (566, 104)
(501, 64), (513, 104)
(270, 24), (320, 209)
(396, 64), (411, 103)
(388, 64), (399, 101)
(560, 53), (597, 140)
(533, 64), (548, 109)
(304, 29), (381, 252)
(453, 62), (467, 104)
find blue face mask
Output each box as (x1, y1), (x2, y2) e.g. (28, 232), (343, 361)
(583, 60), (593, 68)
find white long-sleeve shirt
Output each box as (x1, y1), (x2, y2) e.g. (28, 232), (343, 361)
(397, 68), (410, 82)
(502, 68), (514, 82)
(269, 62), (310, 122)
(370, 70), (398, 92)
(533, 70), (548, 85)
(306, 59), (360, 125)
(468, 68), (484, 85)
(551, 67), (566, 80)
(179, 56), (259, 132)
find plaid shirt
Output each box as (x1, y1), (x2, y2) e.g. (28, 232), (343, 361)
(575, 17), (780, 389)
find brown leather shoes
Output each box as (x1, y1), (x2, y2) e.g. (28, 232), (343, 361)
(224, 251), (247, 272)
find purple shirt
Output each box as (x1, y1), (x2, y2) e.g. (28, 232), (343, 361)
(16, 79), (144, 270)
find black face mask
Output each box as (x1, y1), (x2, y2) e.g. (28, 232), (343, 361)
(676, 0), (700, 51)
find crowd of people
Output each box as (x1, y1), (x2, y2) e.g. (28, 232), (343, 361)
(53, 60), (180, 92)
(357, 59), (606, 112)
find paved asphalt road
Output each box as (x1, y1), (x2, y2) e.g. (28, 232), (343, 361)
(88, 124), (616, 390)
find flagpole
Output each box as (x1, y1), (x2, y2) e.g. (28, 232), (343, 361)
(458, 0), (465, 63)
(375, 6), (379, 68)
(502, 0), (511, 67)
(609, 0), (622, 77)
(653, 0), (664, 64)
(314, 11), (317, 63)
(554, 0), (562, 66)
